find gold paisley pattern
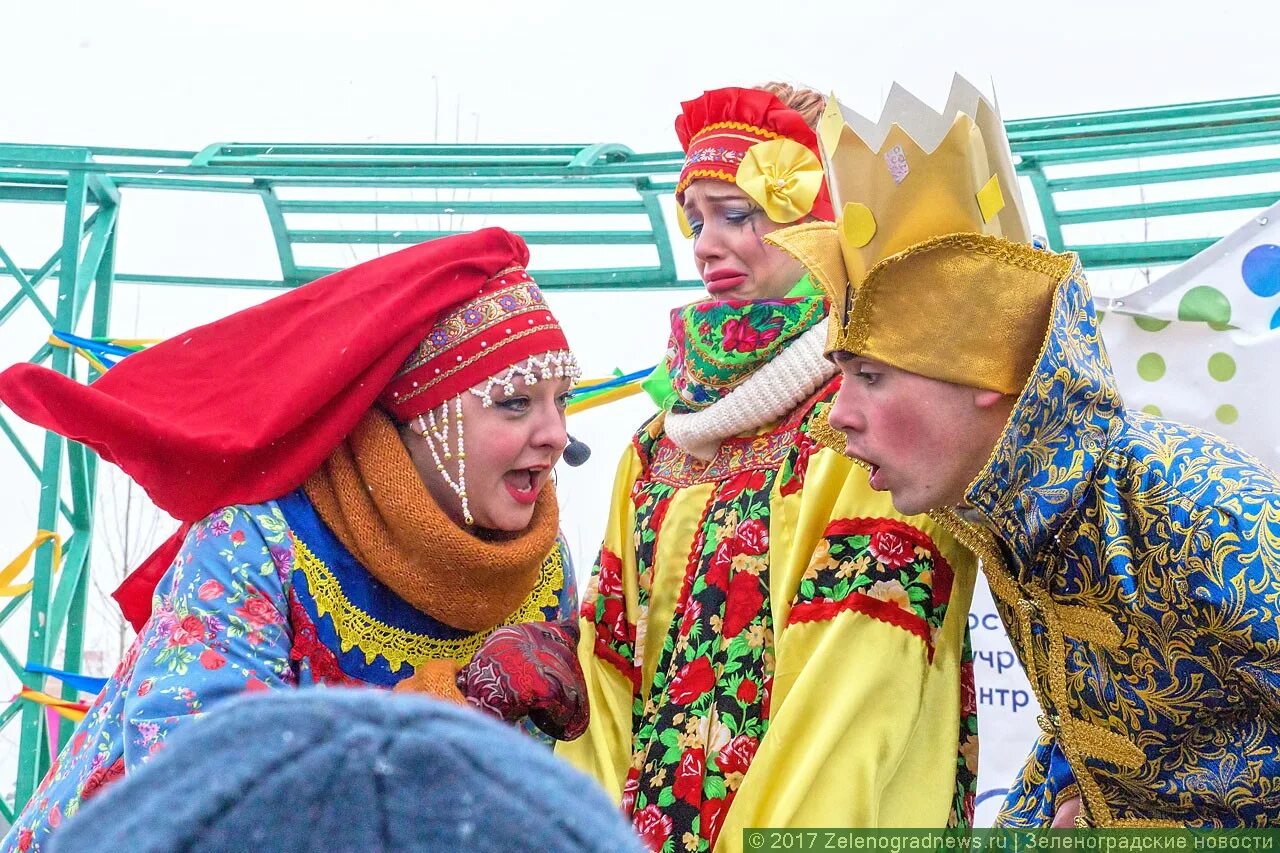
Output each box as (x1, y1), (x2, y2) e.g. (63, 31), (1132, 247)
(960, 263), (1280, 827)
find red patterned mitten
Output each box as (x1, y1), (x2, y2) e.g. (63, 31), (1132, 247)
(456, 618), (589, 741)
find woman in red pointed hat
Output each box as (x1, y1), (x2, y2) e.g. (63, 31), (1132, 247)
(550, 85), (982, 844)
(0, 228), (591, 851)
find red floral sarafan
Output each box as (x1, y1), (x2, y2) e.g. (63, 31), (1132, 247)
(949, 638), (978, 827)
(585, 546), (639, 690)
(789, 517), (953, 660)
(668, 657), (715, 705)
(632, 804), (674, 851)
(625, 467), (778, 850)
(868, 528), (915, 569)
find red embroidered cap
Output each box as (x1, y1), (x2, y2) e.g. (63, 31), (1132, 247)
(675, 87), (834, 222)
(380, 266), (576, 422)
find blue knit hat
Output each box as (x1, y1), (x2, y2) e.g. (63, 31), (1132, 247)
(49, 689), (642, 853)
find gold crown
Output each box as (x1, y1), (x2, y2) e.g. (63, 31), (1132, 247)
(767, 76), (1069, 395)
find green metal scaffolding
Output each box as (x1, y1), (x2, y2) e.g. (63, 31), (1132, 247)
(2, 90), (1279, 823)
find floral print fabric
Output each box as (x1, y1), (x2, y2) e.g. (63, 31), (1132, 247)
(578, 389), (977, 852)
(665, 296), (825, 414)
(4, 504), (297, 852)
(3, 496), (575, 852)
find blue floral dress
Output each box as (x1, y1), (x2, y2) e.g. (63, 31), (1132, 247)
(3, 489), (575, 852)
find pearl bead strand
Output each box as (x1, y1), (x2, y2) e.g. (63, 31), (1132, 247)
(416, 396), (472, 525)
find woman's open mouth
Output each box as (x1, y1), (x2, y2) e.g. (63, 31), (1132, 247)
(503, 467), (545, 505)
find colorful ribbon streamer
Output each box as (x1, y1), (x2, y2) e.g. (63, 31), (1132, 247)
(47, 333), (112, 373)
(0, 530), (62, 597)
(13, 687), (88, 723)
(47, 330), (159, 373)
(569, 366), (654, 398)
(25, 663), (108, 696)
(566, 382), (644, 416)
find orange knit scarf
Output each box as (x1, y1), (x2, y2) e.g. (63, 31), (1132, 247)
(303, 408), (557, 632)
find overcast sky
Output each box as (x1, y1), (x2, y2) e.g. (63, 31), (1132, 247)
(3, 0), (1279, 804)
(6, 0), (1279, 150)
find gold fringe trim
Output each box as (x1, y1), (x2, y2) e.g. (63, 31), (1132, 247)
(1057, 605), (1123, 650)
(809, 403), (846, 453)
(293, 536), (563, 672)
(927, 508), (1015, 603)
(1064, 718), (1145, 770)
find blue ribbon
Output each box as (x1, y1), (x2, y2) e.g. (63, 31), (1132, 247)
(25, 662), (109, 695)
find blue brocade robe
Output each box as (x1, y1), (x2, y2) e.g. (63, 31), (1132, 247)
(2, 489), (575, 852)
(941, 261), (1280, 827)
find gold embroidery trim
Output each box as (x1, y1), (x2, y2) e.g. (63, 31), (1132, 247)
(1063, 719), (1145, 770)
(400, 280), (547, 371)
(1056, 783), (1081, 809)
(809, 403), (846, 454)
(928, 511), (1127, 826)
(293, 536), (563, 671)
(1030, 584), (1123, 827)
(927, 508), (1014, 603)
(1057, 606), (1123, 650)
(676, 169), (740, 196)
(690, 121), (785, 143)
(393, 323), (564, 407)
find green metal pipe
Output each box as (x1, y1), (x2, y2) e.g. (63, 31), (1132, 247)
(1071, 238), (1218, 268)
(0, 244), (56, 325)
(287, 229), (657, 245)
(1007, 93), (1280, 133)
(1042, 157), (1280, 192)
(1055, 191), (1280, 225)
(277, 199), (648, 214)
(0, 186), (65, 203)
(1014, 128), (1280, 163)
(45, 533), (90, 663)
(14, 165), (88, 809)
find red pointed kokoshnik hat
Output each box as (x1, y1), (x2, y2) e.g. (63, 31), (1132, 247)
(0, 227), (576, 629)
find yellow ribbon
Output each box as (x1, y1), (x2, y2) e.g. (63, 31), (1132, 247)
(104, 337), (160, 347)
(1, 531), (63, 597)
(15, 688), (87, 723)
(735, 138), (825, 224)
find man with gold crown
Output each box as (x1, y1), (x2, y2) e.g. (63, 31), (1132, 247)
(768, 76), (1280, 828)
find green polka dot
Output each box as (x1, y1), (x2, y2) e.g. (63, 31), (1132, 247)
(1141, 404), (1163, 416)
(1178, 286), (1232, 330)
(1136, 352), (1166, 381)
(1207, 352), (1237, 382)
(1133, 315), (1171, 332)
(1215, 404), (1239, 425)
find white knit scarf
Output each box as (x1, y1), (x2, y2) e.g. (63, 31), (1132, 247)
(663, 319), (836, 461)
